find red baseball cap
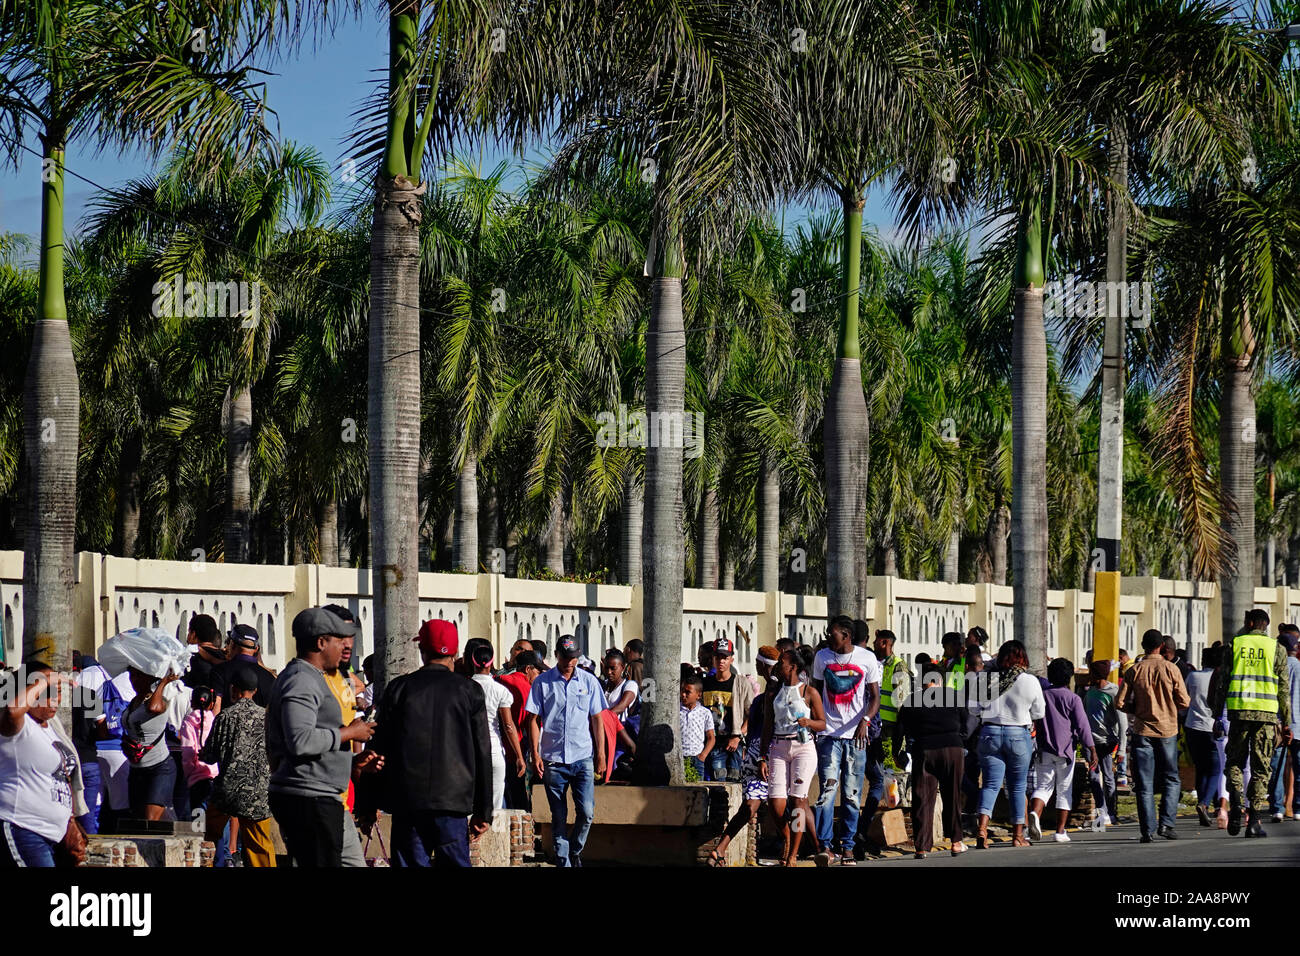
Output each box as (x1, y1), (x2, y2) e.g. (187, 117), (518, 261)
(415, 619), (458, 657)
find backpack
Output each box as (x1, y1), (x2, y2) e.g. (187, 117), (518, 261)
(98, 672), (129, 740)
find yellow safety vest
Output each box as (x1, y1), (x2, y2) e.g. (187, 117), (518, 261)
(1227, 634), (1279, 714)
(944, 656), (965, 691)
(880, 656), (903, 723)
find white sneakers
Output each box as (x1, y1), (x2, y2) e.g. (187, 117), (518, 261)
(1272, 813), (1285, 823)
(1052, 832), (1071, 843)
(1091, 809), (1110, 831)
(1027, 810), (1043, 841)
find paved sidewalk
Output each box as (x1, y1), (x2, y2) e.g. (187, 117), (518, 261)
(862, 816), (1300, 867)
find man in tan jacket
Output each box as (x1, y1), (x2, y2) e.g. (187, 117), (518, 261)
(1116, 629), (1191, 843)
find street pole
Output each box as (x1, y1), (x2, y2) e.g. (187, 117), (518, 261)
(1093, 121), (1127, 672)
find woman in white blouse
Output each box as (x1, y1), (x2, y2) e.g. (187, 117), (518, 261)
(972, 640), (1046, 849)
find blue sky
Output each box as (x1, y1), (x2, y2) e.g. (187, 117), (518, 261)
(0, 16), (904, 256)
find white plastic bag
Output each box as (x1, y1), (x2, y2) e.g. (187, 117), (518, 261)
(882, 771), (901, 809)
(97, 627), (190, 680)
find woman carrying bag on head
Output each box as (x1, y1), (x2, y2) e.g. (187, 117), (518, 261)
(123, 668), (181, 821)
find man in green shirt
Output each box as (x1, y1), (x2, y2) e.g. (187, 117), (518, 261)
(1212, 609), (1293, 838)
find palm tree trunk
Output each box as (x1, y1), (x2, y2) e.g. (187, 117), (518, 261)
(757, 452), (780, 592)
(721, 550), (736, 590)
(368, 169), (424, 693)
(454, 449), (478, 571)
(989, 502), (1010, 586)
(825, 191), (870, 620)
(483, 482), (500, 568)
(318, 498), (338, 566)
(544, 487), (565, 575)
(639, 257), (687, 786)
(1287, 533), (1300, 589)
(114, 431), (142, 558)
(1012, 206), (1049, 675)
(1219, 303), (1256, 638)
(23, 141), (78, 689)
(698, 486), (719, 588)
(622, 471), (643, 585)
(223, 384), (252, 564)
(943, 529), (959, 583)
(879, 538), (898, 577)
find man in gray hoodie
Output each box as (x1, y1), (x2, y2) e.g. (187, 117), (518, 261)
(267, 607), (374, 866)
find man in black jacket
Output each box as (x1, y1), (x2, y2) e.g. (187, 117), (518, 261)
(359, 619), (492, 867)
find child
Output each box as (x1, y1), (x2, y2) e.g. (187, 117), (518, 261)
(178, 686), (218, 818)
(1027, 658), (1098, 843)
(680, 676), (715, 779)
(1083, 659), (1121, 826)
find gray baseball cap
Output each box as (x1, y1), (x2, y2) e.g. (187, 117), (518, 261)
(292, 606), (362, 644)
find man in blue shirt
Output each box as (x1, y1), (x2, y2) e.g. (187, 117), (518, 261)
(525, 635), (606, 867)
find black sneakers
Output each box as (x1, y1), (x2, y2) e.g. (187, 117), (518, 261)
(1140, 833), (1154, 843)
(1157, 824), (1178, 840)
(1227, 806), (1243, 836)
(1245, 810), (1268, 839)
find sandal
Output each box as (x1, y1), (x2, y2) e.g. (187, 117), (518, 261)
(706, 848), (725, 867)
(951, 842), (966, 856)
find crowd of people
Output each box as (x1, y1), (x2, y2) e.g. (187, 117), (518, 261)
(1, 604), (1296, 868)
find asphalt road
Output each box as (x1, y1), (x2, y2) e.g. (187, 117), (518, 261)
(866, 816), (1300, 867)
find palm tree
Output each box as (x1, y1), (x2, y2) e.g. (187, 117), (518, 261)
(1061, 0), (1288, 605)
(83, 146), (329, 563)
(783, 0), (942, 619)
(0, 0), (306, 672)
(491, 0), (794, 783)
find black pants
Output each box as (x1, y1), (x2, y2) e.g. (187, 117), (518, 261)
(911, 745), (965, 853)
(269, 793), (344, 868)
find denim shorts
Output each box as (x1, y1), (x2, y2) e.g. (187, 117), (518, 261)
(128, 754), (178, 811)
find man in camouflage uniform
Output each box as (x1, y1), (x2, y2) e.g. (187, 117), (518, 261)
(1212, 608), (1293, 838)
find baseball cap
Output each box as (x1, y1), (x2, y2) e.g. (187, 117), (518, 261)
(292, 606), (362, 645)
(556, 636), (580, 659)
(229, 623), (261, 650)
(714, 637), (735, 657)
(415, 619), (458, 657)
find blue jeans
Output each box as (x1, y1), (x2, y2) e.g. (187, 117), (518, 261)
(391, 812), (471, 868)
(78, 759), (102, 835)
(707, 742), (742, 782)
(1089, 751), (1118, 819)
(813, 737), (866, 853)
(686, 756), (706, 778)
(543, 759), (595, 866)
(1131, 733), (1180, 835)
(1186, 728), (1222, 807)
(1268, 740), (1300, 814)
(0, 821), (57, 867)
(977, 725), (1032, 823)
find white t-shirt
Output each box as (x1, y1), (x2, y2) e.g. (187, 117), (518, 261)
(812, 646), (882, 737)
(472, 674), (513, 755)
(975, 672), (1047, 727)
(604, 678), (639, 713)
(0, 719), (77, 841)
